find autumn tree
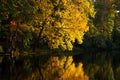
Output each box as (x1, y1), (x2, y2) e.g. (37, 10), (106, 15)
(0, 0), (38, 52)
(31, 0), (95, 51)
(0, 0), (95, 51)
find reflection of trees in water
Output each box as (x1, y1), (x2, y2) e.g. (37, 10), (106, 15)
(0, 50), (120, 80)
(73, 51), (120, 80)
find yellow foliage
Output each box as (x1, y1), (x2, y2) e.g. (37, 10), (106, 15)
(32, 0), (95, 51)
(37, 56), (89, 80)
(109, 0), (116, 4)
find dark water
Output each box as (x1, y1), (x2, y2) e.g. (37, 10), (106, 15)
(0, 50), (120, 80)
(73, 50), (120, 80)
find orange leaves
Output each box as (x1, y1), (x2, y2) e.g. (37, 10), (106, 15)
(20, 24), (27, 29)
(18, 29), (24, 35)
(9, 21), (17, 32)
(8, 20), (27, 35)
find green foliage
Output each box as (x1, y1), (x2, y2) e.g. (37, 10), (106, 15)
(0, 0), (37, 21)
(0, 46), (3, 52)
(115, 65), (120, 80)
(87, 20), (100, 37)
(112, 10), (120, 49)
(96, 63), (114, 80)
(83, 0), (116, 49)
(0, 0), (37, 51)
(85, 64), (100, 79)
(85, 62), (114, 80)
(22, 58), (33, 79)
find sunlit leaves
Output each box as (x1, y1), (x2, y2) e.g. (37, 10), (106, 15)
(32, 0), (95, 51)
(0, 0), (95, 51)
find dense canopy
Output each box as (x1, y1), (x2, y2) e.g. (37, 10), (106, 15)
(0, 0), (95, 51)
